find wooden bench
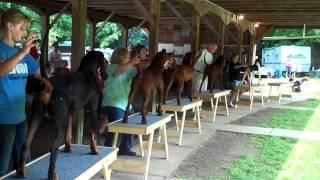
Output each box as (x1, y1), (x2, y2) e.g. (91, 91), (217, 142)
(195, 89), (231, 123)
(267, 82), (293, 104)
(234, 84), (265, 110)
(1, 145), (118, 180)
(161, 98), (203, 146)
(108, 113), (172, 180)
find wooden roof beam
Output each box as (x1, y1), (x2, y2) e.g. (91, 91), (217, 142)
(165, 1), (190, 28)
(131, 0), (155, 26)
(96, 11), (115, 33)
(202, 17), (219, 37)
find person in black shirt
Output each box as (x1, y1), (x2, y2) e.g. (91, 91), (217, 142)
(228, 53), (247, 107)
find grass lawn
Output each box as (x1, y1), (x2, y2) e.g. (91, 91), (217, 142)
(219, 102), (320, 179)
(262, 99), (320, 131)
(289, 99), (320, 109)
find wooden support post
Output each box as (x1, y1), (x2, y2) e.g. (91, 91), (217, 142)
(41, 14), (49, 64)
(71, 0), (87, 72)
(71, 0), (87, 144)
(90, 20), (97, 50)
(237, 28), (243, 63)
(248, 34), (255, 65)
(191, 13), (200, 52)
(149, 0), (161, 112)
(218, 23), (225, 55)
(148, 0), (160, 58)
(123, 27), (129, 48)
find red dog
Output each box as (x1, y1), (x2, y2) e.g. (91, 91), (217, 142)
(164, 53), (195, 105)
(123, 52), (173, 124)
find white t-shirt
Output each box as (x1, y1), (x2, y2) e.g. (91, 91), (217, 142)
(49, 50), (62, 62)
(193, 49), (214, 73)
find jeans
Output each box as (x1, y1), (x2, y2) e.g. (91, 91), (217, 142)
(0, 120), (29, 176)
(101, 107), (135, 153)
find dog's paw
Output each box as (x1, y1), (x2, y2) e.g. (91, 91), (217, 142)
(16, 167), (27, 177)
(64, 146), (72, 153)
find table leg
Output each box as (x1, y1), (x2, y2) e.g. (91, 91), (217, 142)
(196, 105), (201, 134)
(138, 134), (145, 157)
(260, 87), (264, 106)
(144, 131), (154, 180)
(268, 86), (272, 102)
(210, 97), (215, 122)
(174, 111), (179, 131)
(224, 95), (229, 116)
(112, 133), (118, 148)
(213, 98), (218, 123)
(249, 89), (254, 111)
(157, 125), (162, 143)
(278, 86), (282, 104)
(162, 124), (169, 160)
(103, 160), (112, 180)
(178, 111), (186, 145)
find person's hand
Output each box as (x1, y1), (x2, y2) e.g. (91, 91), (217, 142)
(131, 56), (141, 65)
(21, 32), (37, 56)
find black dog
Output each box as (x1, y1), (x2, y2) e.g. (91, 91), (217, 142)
(17, 51), (107, 180)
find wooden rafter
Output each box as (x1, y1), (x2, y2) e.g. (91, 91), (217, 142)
(165, 1), (190, 28)
(202, 17), (219, 37)
(131, 0), (155, 26)
(96, 11), (115, 33)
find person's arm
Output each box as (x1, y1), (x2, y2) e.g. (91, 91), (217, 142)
(233, 64), (247, 69)
(113, 57), (141, 77)
(0, 33), (36, 76)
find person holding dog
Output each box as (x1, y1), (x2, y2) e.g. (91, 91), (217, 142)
(0, 8), (52, 175)
(102, 46), (152, 156)
(193, 43), (218, 92)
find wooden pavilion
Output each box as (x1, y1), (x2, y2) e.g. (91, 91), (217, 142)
(4, 0), (320, 142)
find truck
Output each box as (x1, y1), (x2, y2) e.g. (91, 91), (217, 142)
(262, 45), (311, 75)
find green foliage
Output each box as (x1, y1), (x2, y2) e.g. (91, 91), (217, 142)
(0, 2), (127, 48)
(257, 28), (320, 57)
(221, 107), (320, 180)
(96, 22), (122, 48)
(128, 27), (148, 47)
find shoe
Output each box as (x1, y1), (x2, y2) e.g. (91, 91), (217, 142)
(118, 151), (137, 156)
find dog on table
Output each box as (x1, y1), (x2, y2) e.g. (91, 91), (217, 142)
(17, 51), (107, 180)
(199, 55), (226, 93)
(122, 52), (174, 124)
(164, 52), (196, 106)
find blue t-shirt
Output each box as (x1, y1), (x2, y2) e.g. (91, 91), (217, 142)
(0, 40), (39, 124)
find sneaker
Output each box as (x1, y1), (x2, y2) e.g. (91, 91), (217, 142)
(228, 103), (235, 108)
(118, 151), (137, 156)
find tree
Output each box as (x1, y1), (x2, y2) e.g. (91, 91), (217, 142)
(95, 22), (122, 48)
(257, 28), (320, 57)
(128, 27), (148, 47)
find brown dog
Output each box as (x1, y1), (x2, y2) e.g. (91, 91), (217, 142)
(164, 53), (195, 105)
(199, 55), (226, 93)
(123, 52), (173, 124)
